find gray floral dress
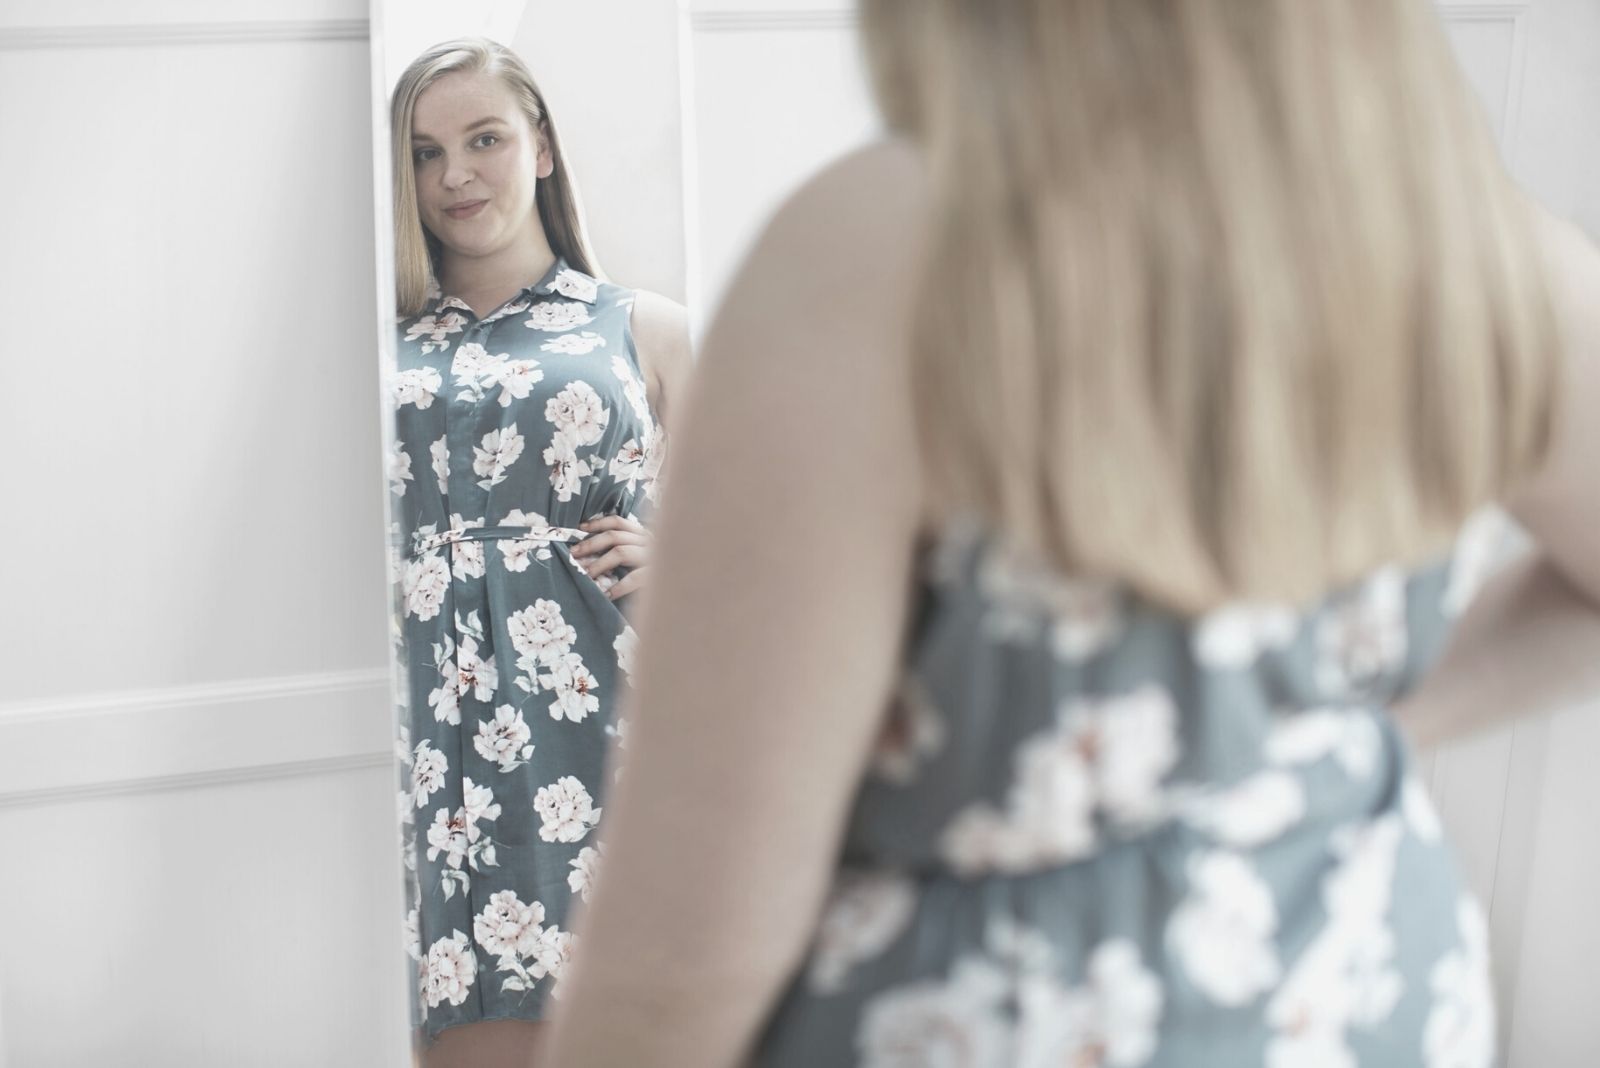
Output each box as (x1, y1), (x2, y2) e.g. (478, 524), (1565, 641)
(750, 507), (1512, 1067)
(383, 255), (664, 1044)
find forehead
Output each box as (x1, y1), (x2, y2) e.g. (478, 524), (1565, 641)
(411, 70), (520, 141)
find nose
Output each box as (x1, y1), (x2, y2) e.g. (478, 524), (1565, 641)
(441, 154), (476, 192)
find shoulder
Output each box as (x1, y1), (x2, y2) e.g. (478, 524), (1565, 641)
(1502, 198), (1600, 603)
(694, 134), (937, 523)
(627, 288), (692, 403)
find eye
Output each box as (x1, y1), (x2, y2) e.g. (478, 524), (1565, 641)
(475, 133), (500, 148)
(414, 147), (437, 163)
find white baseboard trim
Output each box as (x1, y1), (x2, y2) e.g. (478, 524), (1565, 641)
(0, 19), (367, 51)
(0, 668), (396, 808)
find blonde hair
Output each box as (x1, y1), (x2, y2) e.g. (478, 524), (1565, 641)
(859, 0), (1561, 616)
(390, 36), (602, 319)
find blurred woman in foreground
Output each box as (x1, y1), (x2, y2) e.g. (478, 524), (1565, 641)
(543, 0), (1600, 1064)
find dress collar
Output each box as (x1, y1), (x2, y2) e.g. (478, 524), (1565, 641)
(423, 254), (600, 317)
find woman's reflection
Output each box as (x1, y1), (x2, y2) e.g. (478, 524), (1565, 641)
(384, 35), (691, 1066)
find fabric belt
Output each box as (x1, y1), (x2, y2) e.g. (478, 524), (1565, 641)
(408, 522), (591, 559)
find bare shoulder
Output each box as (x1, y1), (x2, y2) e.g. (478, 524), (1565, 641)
(1502, 196), (1600, 602)
(718, 136), (943, 533)
(628, 288), (692, 422)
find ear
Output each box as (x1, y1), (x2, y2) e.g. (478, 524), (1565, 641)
(535, 122), (555, 180)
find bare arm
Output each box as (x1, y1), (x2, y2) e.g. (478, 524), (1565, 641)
(1393, 196), (1600, 749)
(540, 140), (930, 1067)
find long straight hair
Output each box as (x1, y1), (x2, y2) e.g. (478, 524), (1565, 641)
(390, 37), (602, 319)
(859, 0), (1561, 615)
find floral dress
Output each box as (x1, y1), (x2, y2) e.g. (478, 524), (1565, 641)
(749, 507), (1513, 1067)
(383, 255), (665, 1044)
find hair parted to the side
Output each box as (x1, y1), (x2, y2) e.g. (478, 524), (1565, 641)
(390, 36), (603, 319)
(859, 0), (1562, 616)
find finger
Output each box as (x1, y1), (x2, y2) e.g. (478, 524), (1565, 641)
(580, 545), (645, 577)
(580, 514), (648, 537)
(572, 531), (645, 558)
(606, 568), (647, 600)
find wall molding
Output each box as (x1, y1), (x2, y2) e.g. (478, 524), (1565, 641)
(0, 668), (395, 808)
(690, 11), (856, 33)
(0, 19), (367, 51)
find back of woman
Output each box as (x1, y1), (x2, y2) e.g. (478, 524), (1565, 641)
(539, 1), (1593, 1065)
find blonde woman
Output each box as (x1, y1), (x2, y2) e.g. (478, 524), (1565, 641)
(543, 1), (1600, 1065)
(385, 36), (691, 1066)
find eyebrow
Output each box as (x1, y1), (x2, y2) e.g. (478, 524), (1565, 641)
(411, 115), (507, 144)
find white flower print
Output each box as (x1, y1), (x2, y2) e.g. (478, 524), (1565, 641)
(1014, 939), (1164, 1068)
(423, 930), (477, 1008)
(426, 806), (470, 870)
(474, 704), (535, 772)
(537, 649), (601, 723)
(614, 625), (638, 686)
(462, 776), (503, 830)
(1315, 566), (1408, 700)
(870, 673), (947, 785)
(1192, 601), (1300, 669)
(403, 906), (421, 961)
(388, 440), (414, 497)
(545, 380), (610, 447)
(611, 354), (653, 425)
(550, 267), (599, 303)
(1424, 894), (1495, 1068)
(1443, 506), (1518, 618)
(468, 888), (576, 995)
(1167, 849), (1281, 1006)
(1264, 814), (1406, 1064)
(533, 775), (603, 843)
(507, 598), (578, 698)
(406, 310), (467, 354)
(1177, 769), (1308, 848)
(473, 889), (547, 961)
(855, 957), (1013, 1068)
(1402, 774), (1443, 843)
(543, 431), (596, 501)
(526, 299), (594, 332)
(451, 632), (497, 704)
(390, 365), (443, 409)
(568, 843), (605, 903)
(430, 435), (449, 495)
(472, 425), (526, 490)
(410, 739), (448, 809)
(608, 437), (653, 495)
(939, 685), (1180, 875)
(544, 330), (607, 355)
(806, 870), (919, 995)
(490, 358), (546, 408)
(449, 341), (496, 398)
(402, 552), (450, 622)
(1265, 707), (1382, 780)
(427, 635), (462, 727)
(1094, 686), (1183, 827)
(974, 536), (1127, 654)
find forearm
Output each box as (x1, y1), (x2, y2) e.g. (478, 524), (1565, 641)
(1393, 549), (1600, 750)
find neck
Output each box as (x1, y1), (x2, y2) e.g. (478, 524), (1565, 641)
(439, 228), (558, 302)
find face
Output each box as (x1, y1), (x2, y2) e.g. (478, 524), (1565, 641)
(410, 68), (553, 259)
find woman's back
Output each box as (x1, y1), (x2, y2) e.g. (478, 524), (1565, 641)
(748, 502), (1501, 1065)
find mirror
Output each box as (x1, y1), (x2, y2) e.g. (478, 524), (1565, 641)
(370, 3), (691, 1056)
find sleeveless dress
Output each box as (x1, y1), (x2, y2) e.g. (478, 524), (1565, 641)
(383, 255), (665, 1043)
(749, 506), (1513, 1067)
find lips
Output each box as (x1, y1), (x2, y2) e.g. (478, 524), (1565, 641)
(444, 199), (487, 219)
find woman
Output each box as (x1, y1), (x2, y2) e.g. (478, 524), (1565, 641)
(541, 1), (1600, 1065)
(383, 36), (693, 1065)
